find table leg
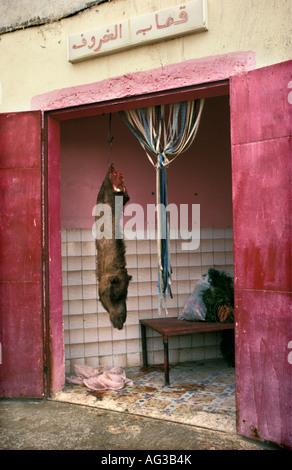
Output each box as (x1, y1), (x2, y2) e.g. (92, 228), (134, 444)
(140, 323), (148, 367)
(163, 335), (169, 386)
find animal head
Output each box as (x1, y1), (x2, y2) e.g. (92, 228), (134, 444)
(97, 164), (129, 208)
(98, 270), (132, 330)
(110, 164), (129, 205)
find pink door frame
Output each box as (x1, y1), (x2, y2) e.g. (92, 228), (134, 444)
(230, 60), (292, 449)
(32, 52), (255, 113)
(0, 111), (44, 398)
(38, 52), (256, 396)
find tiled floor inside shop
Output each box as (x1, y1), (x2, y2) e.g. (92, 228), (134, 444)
(52, 358), (236, 433)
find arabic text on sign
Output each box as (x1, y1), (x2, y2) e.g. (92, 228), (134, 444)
(136, 6), (189, 36)
(73, 24), (123, 52)
(68, 0), (208, 62)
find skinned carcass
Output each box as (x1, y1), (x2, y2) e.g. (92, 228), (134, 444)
(95, 164), (131, 330)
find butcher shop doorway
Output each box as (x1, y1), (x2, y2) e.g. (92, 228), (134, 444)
(59, 92), (233, 372)
(1, 58), (289, 447)
(46, 78), (236, 432)
(41, 56), (291, 450)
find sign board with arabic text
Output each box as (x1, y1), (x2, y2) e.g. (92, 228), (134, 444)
(68, 0), (208, 63)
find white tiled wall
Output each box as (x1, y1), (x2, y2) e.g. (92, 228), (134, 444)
(62, 227), (234, 374)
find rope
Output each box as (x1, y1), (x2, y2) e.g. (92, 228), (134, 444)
(107, 113), (114, 164)
(119, 99), (204, 313)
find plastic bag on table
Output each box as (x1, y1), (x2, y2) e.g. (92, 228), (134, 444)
(178, 274), (210, 321)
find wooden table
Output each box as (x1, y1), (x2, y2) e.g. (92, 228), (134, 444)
(140, 317), (235, 386)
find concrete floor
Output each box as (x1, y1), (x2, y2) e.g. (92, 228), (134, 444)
(0, 398), (280, 451)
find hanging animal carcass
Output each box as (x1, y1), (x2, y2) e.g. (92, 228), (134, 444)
(94, 164), (131, 330)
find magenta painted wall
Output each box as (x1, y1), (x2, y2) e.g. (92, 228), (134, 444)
(60, 95), (232, 230)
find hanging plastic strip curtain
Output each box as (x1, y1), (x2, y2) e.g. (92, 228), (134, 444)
(119, 99), (205, 313)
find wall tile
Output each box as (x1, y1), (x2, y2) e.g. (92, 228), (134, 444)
(81, 229), (94, 242)
(62, 257), (68, 272)
(179, 348), (193, 362)
(213, 228), (225, 239)
(81, 242), (96, 256)
(214, 252), (226, 265)
(67, 271), (82, 286)
(69, 329), (84, 345)
(65, 359), (71, 374)
(153, 350), (164, 364)
(83, 285), (97, 300)
(126, 352), (140, 366)
(204, 345), (219, 360)
(97, 305), (106, 316)
(124, 240), (138, 255)
(225, 252), (234, 264)
(112, 354), (127, 368)
(85, 356), (100, 368)
(69, 315), (83, 330)
(191, 347), (205, 361)
(113, 340), (127, 355)
(61, 230), (67, 243)
(125, 324), (139, 339)
(67, 242), (82, 257)
(201, 252), (214, 265)
(169, 349), (179, 363)
(201, 239), (213, 253)
(225, 238), (233, 251)
(82, 256), (96, 270)
(98, 326), (112, 342)
(99, 355), (113, 368)
(62, 286), (68, 301)
(99, 341), (113, 356)
(82, 270), (96, 285)
(126, 339), (139, 353)
(137, 254), (151, 268)
(214, 239), (225, 252)
(68, 285), (82, 300)
(201, 227), (213, 239)
(224, 227), (233, 239)
(189, 252), (203, 267)
(67, 229), (81, 242)
(70, 358), (85, 369)
(112, 327), (126, 341)
(63, 227), (234, 372)
(126, 311), (139, 325)
(61, 243), (67, 257)
(83, 299), (97, 314)
(67, 257), (82, 271)
(84, 328), (98, 343)
(204, 332), (218, 346)
(179, 334), (192, 348)
(68, 300), (83, 315)
(70, 343), (85, 358)
(84, 343), (99, 357)
(83, 314), (98, 329)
